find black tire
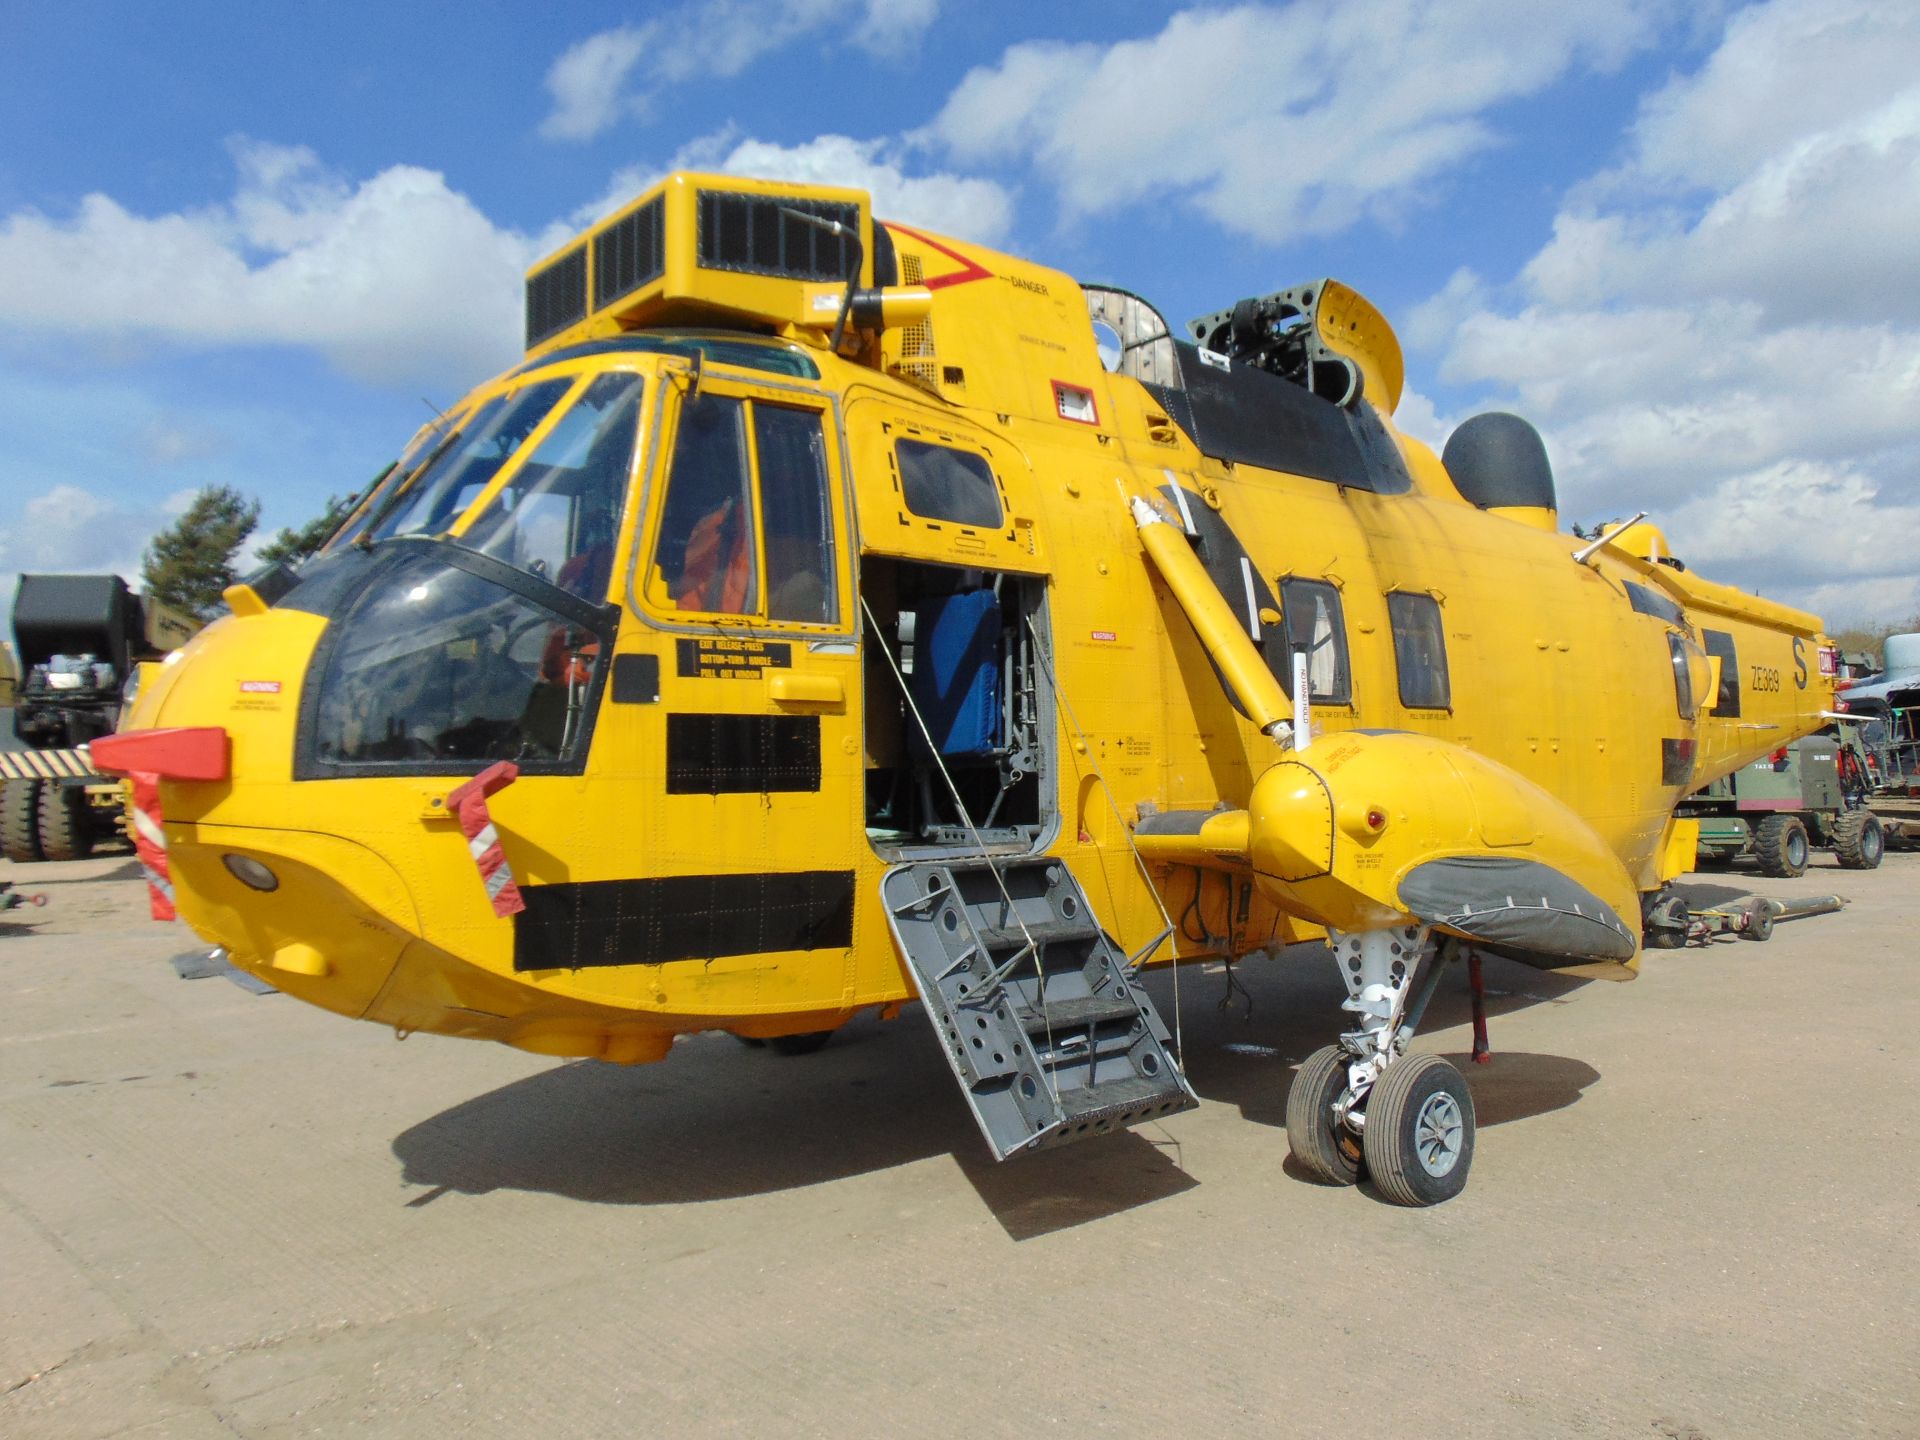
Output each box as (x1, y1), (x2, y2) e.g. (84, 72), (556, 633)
(2, 780), (44, 863)
(1831, 809), (1885, 871)
(36, 783), (94, 862)
(1361, 1053), (1476, 1206)
(1641, 888), (1690, 949)
(1738, 897), (1774, 942)
(768, 1030), (835, 1056)
(1285, 1044), (1362, 1186)
(1753, 814), (1809, 878)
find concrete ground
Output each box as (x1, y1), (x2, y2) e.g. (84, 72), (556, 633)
(1, 846), (1915, 1439)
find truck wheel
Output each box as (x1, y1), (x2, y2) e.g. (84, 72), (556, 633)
(1753, 814), (1809, 878)
(3, 780), (45, 863)
(1830, 809), (1885, 870)
(37, 783), (95, 862)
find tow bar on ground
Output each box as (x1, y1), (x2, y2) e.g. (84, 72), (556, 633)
(1686, 894), (1847, 944)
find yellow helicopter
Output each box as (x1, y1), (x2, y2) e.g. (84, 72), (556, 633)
(97, 172), (1834, 1204)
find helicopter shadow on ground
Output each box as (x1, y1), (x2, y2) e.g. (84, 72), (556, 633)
(1141, 943), (1603, 1140)
(1670, 879), (1762, 910)
(390, 1014), (1197, 1241)
(391, 943), (1601, 1236)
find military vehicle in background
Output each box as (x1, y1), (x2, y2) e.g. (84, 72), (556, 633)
(2, 574), (199, 862)
(1679, 732), (1884, 875)
(1835, 631), (1920, 847)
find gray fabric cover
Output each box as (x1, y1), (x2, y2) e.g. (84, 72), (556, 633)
(1398, 855), (1636, 962)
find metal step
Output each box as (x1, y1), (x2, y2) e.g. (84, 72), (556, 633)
(881, 856), (1198, 1160)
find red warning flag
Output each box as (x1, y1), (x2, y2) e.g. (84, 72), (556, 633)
(446, 761), (526, 918)
(128, 772), (176, 921)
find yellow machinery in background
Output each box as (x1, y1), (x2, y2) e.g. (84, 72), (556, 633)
(98, 173), (1833, 1204)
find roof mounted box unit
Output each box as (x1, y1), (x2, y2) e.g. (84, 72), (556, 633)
(523, 172), (875, 353)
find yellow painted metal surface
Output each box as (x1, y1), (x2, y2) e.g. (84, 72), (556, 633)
(118, 171), (1835, 1062)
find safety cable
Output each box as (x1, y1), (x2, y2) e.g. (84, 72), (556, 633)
(859, 596), (1061, 1104)
(1022, 615), (1186, 1072)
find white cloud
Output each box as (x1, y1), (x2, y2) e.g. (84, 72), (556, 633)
(0, 484), (163, 615)
(1421, 0), (1920, 621)
(1661, 461), (1920, 620)
(0, 141), (539, 390)
(857, 0), (940, 59)
(580, 131), (1014, 246)
(539, 26), (651, 142)
(928, 1), (1679, 239)
(538, 3), (941, 143)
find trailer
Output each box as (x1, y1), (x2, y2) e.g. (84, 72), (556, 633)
(1, 575), (199, 863)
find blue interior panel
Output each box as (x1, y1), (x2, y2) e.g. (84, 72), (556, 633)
(910, 590), (1001, 758)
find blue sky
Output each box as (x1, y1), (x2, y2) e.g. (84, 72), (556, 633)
(3, 0), (1916, 630)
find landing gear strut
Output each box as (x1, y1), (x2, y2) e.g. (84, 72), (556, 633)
(1284, 925), (1478, 1206)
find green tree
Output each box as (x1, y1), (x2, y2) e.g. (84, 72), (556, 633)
(141, 485), (261, 621)
(256, 494), (353, 569)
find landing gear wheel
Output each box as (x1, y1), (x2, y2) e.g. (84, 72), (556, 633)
(1753, 814), (1809, 878)
(36, 783), (94, 862)
(1831, 809), (1884, 870)
(2, 780), (44, 863)
(1362, 1054), (1476, 1206)
(1738, 896), (1775, 942)
(1286, 1044), (1363, 1185)
(768, 1030), (835, 1056)
(1642, 888), (1690, 949)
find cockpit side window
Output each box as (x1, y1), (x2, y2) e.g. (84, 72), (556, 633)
(651, 393), (760, 616)
(757, 404), (836, 625)
(465, 372), (644, 603)
(645, 390), (839, 626)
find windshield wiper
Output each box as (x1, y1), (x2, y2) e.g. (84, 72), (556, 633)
(355, 425), (465, 551)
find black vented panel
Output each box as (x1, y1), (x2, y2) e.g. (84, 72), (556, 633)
(696, 190), (859, 280)
(593, 197), (665, 309)
(525, 246), (588, 348)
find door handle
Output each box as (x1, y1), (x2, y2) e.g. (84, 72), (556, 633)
(767, 673), (843, 705)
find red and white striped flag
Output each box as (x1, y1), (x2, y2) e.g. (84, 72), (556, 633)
(128, 771), (176, 921)
(446, 761), (525, 918)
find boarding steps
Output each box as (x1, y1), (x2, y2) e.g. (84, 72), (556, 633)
(881, 856), (1197, 1159)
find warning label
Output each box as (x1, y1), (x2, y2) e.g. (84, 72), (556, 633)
(675, 637), (793, 680)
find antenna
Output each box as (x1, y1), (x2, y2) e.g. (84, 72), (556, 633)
(1572, 510), (1648, 566)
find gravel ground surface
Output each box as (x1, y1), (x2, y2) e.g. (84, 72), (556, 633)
(2, 845), (1916, 1438)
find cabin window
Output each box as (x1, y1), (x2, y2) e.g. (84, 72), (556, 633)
(1701, 628), (1741, 717)
(1279, 579), (1352, 705)
(895, 439), (1003, 528)
(1387, 592), (1451, 710)
(1668, 632), (1698, 719)
(647, 391), (838, 625)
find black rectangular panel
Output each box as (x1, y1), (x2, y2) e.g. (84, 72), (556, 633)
(1662, 737), (1697, 788)
(525, 246), (588, 348)
(1143, 345), (1411, 493)
(1701, 628), (1741, 717)
(667, 712), (821, 794)
(513, 870), (855, 970)
(611, 653), (660, 704)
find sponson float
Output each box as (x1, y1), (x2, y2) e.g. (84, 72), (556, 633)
(98, 172), (1835, 1204)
